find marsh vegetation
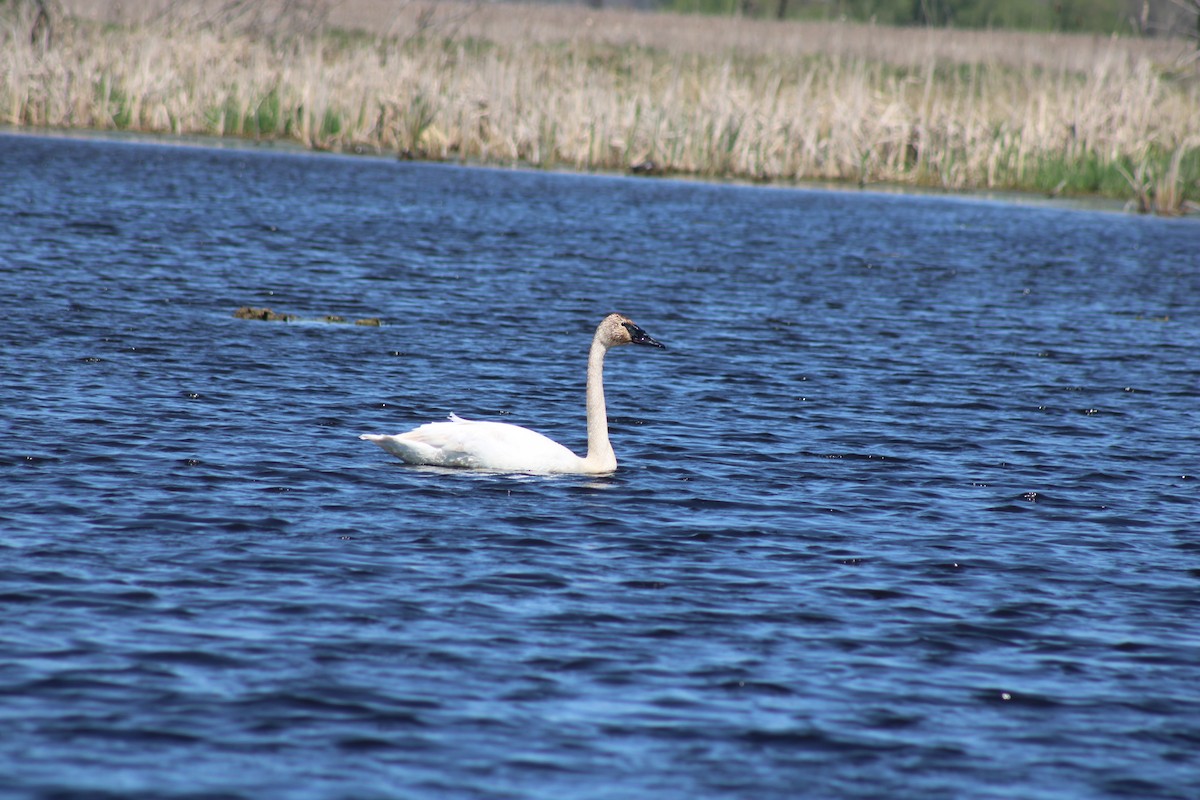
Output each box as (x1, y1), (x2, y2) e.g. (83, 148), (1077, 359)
(5, 0), (1199, 211)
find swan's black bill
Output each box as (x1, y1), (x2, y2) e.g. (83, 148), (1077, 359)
(624, 322), (666, 349)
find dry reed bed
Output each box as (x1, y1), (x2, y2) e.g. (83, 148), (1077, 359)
(9, 2), (1200, 208)
(59, 0), (1191, 72)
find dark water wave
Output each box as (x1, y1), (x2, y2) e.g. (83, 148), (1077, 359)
(1, 131), (1199, 799)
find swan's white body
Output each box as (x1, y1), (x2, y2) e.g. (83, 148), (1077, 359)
(360, 314), (664, 474)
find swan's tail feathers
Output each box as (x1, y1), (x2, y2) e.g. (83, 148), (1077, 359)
(360, 416), (479, 468)
(360, 432), (433, 464)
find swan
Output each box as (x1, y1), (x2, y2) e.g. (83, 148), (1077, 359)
(360, 313), (665, 474)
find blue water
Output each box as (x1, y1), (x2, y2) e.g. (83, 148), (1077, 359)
(2, 131), (1199, 799)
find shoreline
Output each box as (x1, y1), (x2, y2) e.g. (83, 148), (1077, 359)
(5, 2), (1198, 214)
(2, 124), (1144, 218)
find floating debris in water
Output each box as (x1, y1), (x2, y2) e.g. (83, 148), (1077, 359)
(233, 306), (297, 322)
(233, 307), (382, 326)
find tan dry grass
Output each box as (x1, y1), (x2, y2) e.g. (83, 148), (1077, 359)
(58, 0), (1196, 71)
(10, 2), (1200, 203)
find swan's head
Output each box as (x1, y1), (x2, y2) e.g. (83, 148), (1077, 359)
(598, 313), (666, 350)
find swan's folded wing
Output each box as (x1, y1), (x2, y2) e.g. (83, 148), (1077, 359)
(361, 415), (584, 472)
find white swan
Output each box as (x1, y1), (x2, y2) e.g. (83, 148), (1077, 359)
(360, 313), (665, 474)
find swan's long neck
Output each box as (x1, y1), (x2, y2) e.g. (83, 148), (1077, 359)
(583, 337), (616, 472)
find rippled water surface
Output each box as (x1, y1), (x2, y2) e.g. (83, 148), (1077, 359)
(3, 131), (1199, 799)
